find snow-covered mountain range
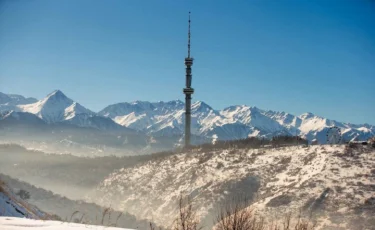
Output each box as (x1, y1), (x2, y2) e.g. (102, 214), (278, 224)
(0, 90), (373, 145)
(1, 90), (136, 133)
(100, 100), (374, 143)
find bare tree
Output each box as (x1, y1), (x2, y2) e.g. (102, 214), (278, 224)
(215, 196), (265, 230)
(172, 195), (202, 230)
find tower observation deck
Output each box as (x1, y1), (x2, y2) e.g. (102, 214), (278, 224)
(183, 12), (194, 148)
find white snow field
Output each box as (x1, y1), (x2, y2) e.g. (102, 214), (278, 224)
(0, 217), (133, 230)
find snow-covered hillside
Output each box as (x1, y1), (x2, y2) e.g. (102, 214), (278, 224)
(0, 179), (135, 230)
(1, 90), (373, 144)
(0, 217), (134, 230)
(89, 145), (375, 229)
(0, 181), (47, 219)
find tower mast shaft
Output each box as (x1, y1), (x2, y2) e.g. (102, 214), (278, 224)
(183, 12), (194, 148)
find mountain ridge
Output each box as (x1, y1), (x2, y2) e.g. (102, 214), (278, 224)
(0, 90), (373, 144)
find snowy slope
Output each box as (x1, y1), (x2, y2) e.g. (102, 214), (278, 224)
(0, 217), (134, 230)
(0, 92), (37, 113)
(89, 145), (375, 229)
(99, 100), (185, 131)
(62, 113), (136, 133)
(0, 111), (46, 126)
(0, 179), (135, 229)
(0, 181), (47, 219)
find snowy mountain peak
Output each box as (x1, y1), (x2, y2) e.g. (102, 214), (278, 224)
(171, 99), (184, 104)
(64, 102), (94, 120)
(221, 105), (245, 114)
(192, 101), (213, 112)
(18, 90), (94, 123)
(49, 89), (64, 95)
(45, 90), (70, 102)
(299, 112), (316, 120)
(223, 104), (265, 113)
(131, 100), (150, 105)
(155, 100), (184, 106)
(132, 101), (156, 112)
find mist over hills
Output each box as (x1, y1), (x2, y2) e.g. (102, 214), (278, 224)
(0, 90), (373, 155)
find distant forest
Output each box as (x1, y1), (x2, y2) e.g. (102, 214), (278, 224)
(188, 135), (308, 152)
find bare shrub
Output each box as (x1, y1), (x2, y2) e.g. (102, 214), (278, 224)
(215, 197), (315, 230)
(266, 194), (292, 207)
(113, 212), (123, 227)
(268, 213), (315, 230)
(279, 157), (291, 165)
(68, 207), (119, 226)
(50, 214), (62, 221)
(101, 206), (112, 225)
(198, 152), (213, 165)
(216, 162), (224, 169)
(172, 195), (202, 230)
(16, 189), (30, 200)
(69, 211), (80, 222)
(0, 180), (5, 193)
(216, 197), (265, 230)
(150, 222), (164, 230)
(303, 153), (316, 165)
(150, 222), (157, 230)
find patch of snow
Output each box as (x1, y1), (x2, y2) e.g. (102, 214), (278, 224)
(0, 217), (134, 230)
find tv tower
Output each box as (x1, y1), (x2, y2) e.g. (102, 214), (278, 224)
(183, 12), (194, 148)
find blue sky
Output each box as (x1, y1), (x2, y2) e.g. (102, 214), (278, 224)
(0, 0), (374, 124)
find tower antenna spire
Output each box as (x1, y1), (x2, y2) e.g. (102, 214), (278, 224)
(188, 11), (191, 58)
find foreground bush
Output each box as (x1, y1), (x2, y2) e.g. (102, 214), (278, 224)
(215, 197), (265, 230)
(152, 196), (315, 230)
